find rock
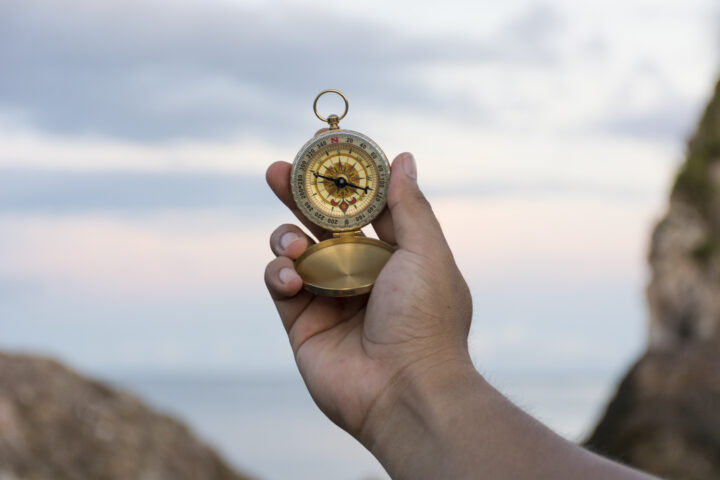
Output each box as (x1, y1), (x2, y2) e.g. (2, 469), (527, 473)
(586, 79), (720, 479)
(586, 347), (720, 479)
(647, 77), (720, 349)
(0, 352), (252, 480)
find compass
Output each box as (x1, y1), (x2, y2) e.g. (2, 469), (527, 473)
(290, 90), (393, 296)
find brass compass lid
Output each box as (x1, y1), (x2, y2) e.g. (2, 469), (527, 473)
(295, 235), (394, 297)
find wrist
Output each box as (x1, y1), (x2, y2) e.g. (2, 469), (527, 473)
(358, 352), (658, 480)
(359, 352), (487, 478)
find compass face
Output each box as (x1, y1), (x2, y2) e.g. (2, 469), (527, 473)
(291, 130), (390, 232)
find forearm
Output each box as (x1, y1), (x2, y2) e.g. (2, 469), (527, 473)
(361, 359), (658, 480)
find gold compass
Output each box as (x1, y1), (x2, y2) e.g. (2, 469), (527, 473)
(290, 90), (393, 296)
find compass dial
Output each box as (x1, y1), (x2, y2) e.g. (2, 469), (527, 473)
(291, 130), (390, 232)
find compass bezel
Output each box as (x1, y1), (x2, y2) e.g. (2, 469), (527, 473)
(290, 129), (390, 233)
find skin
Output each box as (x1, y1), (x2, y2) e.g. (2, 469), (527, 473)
(264, 148), (659, 480)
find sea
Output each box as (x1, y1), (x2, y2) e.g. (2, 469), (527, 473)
(102, 369), (620, 480)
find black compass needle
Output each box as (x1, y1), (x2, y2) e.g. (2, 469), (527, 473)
(313, 171), (338, 182)
(345, 181), (372, 193)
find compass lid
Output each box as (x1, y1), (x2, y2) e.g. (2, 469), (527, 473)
(295, 235), (394, 297)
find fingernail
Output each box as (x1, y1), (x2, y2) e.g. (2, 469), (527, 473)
(279, 267), (298, 284)
(402, 153), (417, 180)
(280, 232), (300, 250)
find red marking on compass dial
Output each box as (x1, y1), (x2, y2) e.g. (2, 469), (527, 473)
(339, 201), (349, 212)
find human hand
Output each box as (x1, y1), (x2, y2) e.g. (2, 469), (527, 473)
(264, 151), (473, 442)
(265, 149), (662, 480)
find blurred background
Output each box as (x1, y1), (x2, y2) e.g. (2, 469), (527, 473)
(0, 0), (718, 479)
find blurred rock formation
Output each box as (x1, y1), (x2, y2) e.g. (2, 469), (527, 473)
(586, 79), (720, 479)
(0, 352), (251, 480)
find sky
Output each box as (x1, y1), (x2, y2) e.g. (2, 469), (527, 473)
(0, 0), (718, 378)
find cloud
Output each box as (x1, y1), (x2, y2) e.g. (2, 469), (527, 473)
(501, 3), (564, 46)
(584, 59), (708, 142)
(0, 168), (268, 213)
(594, 98), (700, 142)
(0, 128), (291, 172)
(0, 0), (561, 142)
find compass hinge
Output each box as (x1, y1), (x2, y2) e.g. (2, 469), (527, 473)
(333, 230), (362, 238)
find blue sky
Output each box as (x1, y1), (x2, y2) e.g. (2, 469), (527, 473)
(0, 0), (718, 377)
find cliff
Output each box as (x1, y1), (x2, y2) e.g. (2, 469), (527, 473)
(0, 352), (252, 480)
(586, 79), (720, 479)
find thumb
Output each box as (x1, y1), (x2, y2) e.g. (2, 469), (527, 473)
(386, 152), (448, 255)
